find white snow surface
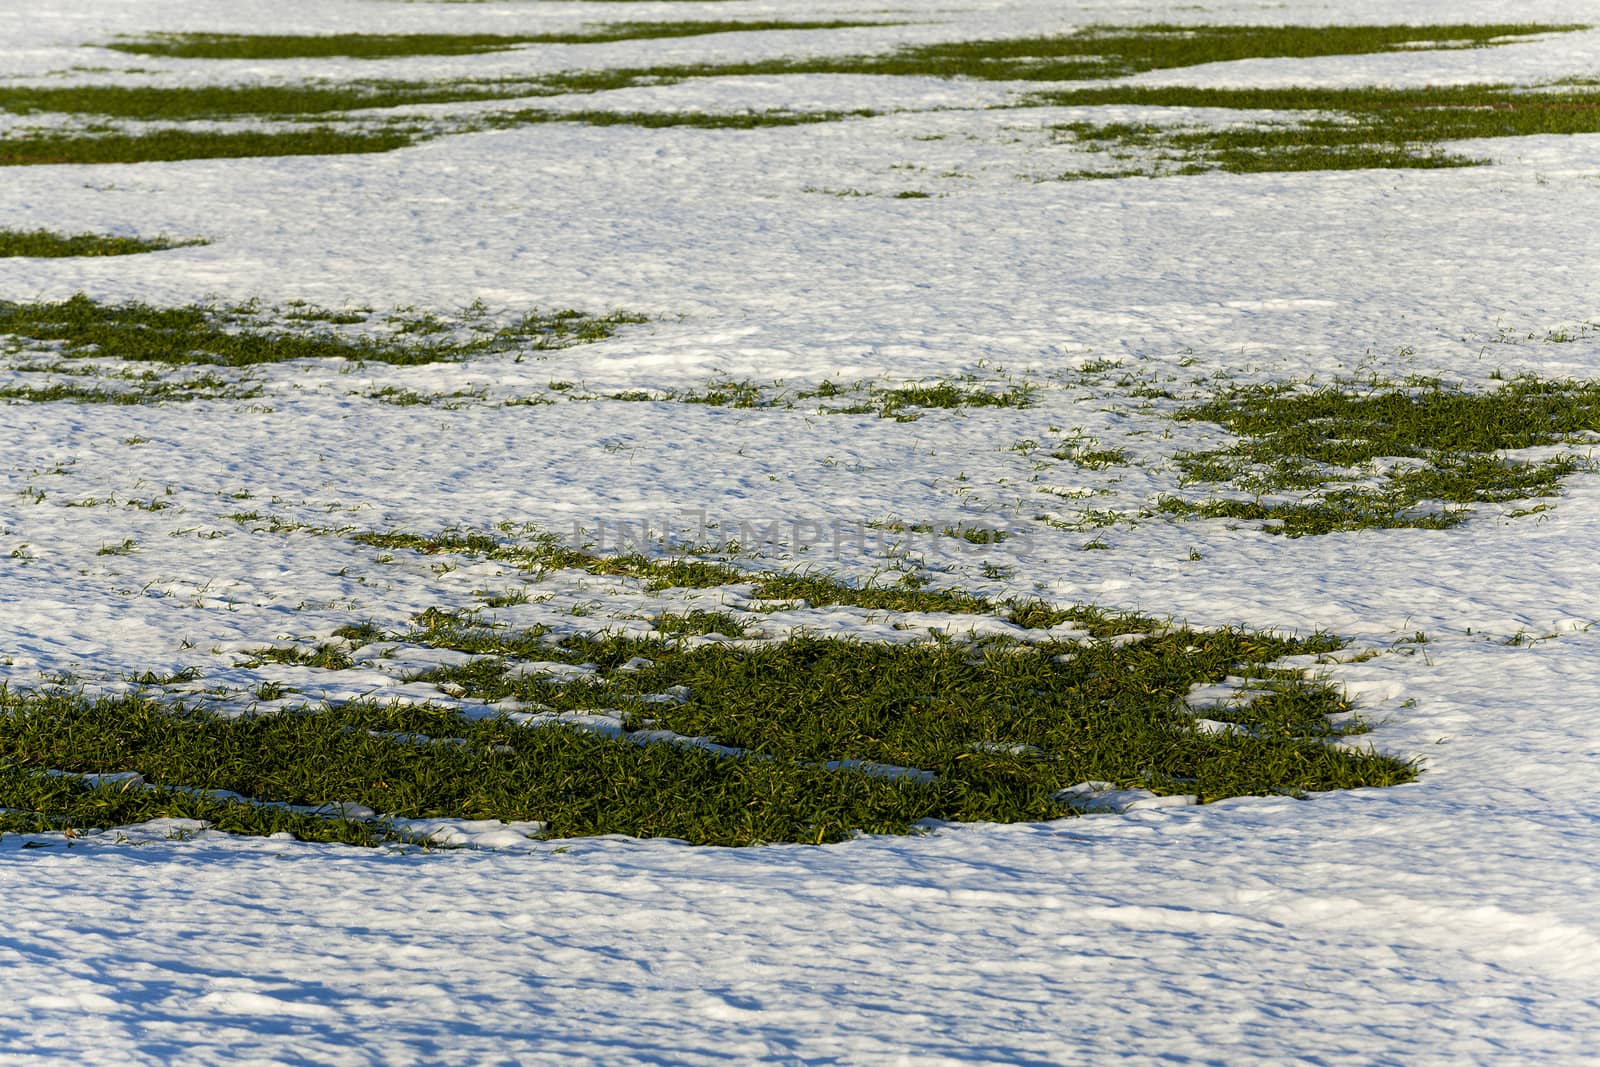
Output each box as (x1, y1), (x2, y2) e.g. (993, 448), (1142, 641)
(5, 0), (1600, 1062)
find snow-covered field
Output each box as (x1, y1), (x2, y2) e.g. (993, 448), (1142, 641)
(5, 0), (1600, 1061)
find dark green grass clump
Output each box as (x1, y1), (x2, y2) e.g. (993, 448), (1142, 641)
(74, 23), (1575, 85)
(339, 372), (1026, 414)
(0, 374), (254, 406)
(0, 690), (938, 847)
(10, 24), (1577, 166)
(103, 23), (883, 61)
(0, 759), (389, 846)
(1043, 83), (1600, 175)
(0, 294), (643, 368)
(597, 377), (1034, 420)
(0, 127), (416, 167)
(0, 615), (1412, 846)
(637, 22), (1578, 85)
(0, 82), (544, 121)
(653, 610), (749, 638)
(0, 110), (870, 167)
(353, 527), (1006, 615)
(1185, 377), (1600, 459)
(791, 380), (1036, 421)
(1162, 378), (1600, 535)
(0, 107), (865, 169)
(0, 228), (204, 257)
(374, 613), (1412, 823)
(403, 622), (1385, 800)
(483, 107), (876, 131)
(0, 72), (704, 125)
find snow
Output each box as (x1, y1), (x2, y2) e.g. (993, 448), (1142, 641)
(5, 0), (1600, 1061)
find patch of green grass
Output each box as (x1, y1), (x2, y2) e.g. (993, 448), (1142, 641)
(0, 82), (548, 121)
(1185, 377), (1600, 461)
(241, 643), (356, 671)
(0, 373), (256, 405)
(0, 126), (418, 166)
(1003, 602), (1159, 637)
(0, 228), (205, 257)
(591, 376), (1033, 419)
(483, 107), (876, 131)
(752, 571), (993, 615)
(1040, 82), (1600, 175)
(104, 22), (885, 60)
(352, 527), (1003, 613)
(8, 24), (1567, 126)
(944, 525), (1007, 545)
(0, 75), (863, 131)
(0, 108), (868, 166)
(1162, 377), (1600, 535)
(0, 601), (1413, 846)
(1043, 168), (1151, 182)
(15, 23), (1564, 165)
(1050, 441), (1129, 469)
(642, 23), (1577, 84)
(653, 610), (749, 639)
(0, 294), (642, 369)
(363, 386), (495, 408)
(787, 379), (1035, 420)
(0, 689), (948, 847)
(355, 615), (1407, 832)
(0, 759), (388, 846)
(666, 377), (767, 407)
(866, 382), (1034, 421)
(1159, 491), (1460, 536)
(284, 302), (370, 324)
(226, 512), (352, 537)
(548, 630), (1379, 793)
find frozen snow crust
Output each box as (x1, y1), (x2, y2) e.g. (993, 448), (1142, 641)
(5, 0), (1600, 1061)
